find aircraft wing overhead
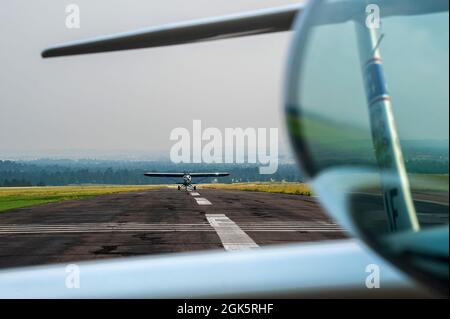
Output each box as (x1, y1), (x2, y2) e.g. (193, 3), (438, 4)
(41, 0), (448, 58)
(41, 3), (304, 58)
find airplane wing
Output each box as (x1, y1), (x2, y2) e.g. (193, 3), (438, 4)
(144, 172), (185, 177)
(189, 172), (230, 177)
(41, 3), (304, 58)
(41, 0), (447, 58)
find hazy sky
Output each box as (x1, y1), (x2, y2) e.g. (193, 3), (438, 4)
(1, 1), (447, 161)
(0, 0), (301, 158)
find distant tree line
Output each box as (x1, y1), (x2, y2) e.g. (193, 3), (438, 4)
(0, 160), (305, 187)
(0, 156), (447, 187)
(1, 179), (34, 187)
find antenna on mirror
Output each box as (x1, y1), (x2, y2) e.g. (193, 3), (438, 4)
(372, 33), (385, 53)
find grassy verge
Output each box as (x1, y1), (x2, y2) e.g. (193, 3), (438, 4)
(0, 185), (164, 213)
(203, 182), (312, 196)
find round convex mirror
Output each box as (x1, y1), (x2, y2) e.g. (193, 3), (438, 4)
(285, 0), (449, 295)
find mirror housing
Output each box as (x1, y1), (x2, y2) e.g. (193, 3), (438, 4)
(285, 0), (449, 296)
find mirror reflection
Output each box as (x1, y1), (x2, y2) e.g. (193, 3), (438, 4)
(287, 0), (448, 293)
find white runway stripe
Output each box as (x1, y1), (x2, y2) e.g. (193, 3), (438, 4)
(195, 197), (212, 205)
(206, 214), (259, 251)
(190, 192), (200, 196)
(0, 222), (344, 234)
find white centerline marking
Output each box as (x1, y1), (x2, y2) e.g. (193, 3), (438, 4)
(195, 197), (212, 205)
(190, 192), (200, 196)
(206, 214), (259, 251)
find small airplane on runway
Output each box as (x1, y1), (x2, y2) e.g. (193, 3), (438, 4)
(144, 172), (229, 191)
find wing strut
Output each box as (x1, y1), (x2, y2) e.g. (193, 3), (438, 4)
(354, 21), (419, 232)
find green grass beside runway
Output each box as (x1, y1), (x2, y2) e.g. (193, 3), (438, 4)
(0, 185), (164, 213)
(203, 182), (313, 196)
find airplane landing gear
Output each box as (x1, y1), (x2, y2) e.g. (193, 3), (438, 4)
(194, 186), (197, 190)
(177, 185), (181, 190)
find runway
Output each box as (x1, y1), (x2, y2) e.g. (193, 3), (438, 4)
(0, 189), (346, 269)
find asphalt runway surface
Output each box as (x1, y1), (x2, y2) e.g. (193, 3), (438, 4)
(0, 189), (346, 269)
